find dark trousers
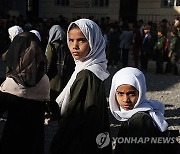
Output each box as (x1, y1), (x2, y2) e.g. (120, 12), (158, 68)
(121, 48), (129, 67)
(140, 53), (149, 72)
(155, 52), (164, 74)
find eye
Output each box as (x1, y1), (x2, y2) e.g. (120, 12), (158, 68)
(68, 38), (73, 42)
(116, 91), (123, 96)
(128, 92), (136, 96)
(79, 38), (87, 43)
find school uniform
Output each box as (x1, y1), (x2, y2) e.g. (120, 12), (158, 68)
(155, 35), (165, 74)
(109, 67), (179, 154)
(0, 32), (50, 154)
(51, 70), (111, 154)
(50, 19), (112, 154)
(140, 32), (153, 72)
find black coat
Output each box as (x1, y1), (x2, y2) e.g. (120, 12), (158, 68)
(50, 70), (112, 154)
(114, 112), (179, 154)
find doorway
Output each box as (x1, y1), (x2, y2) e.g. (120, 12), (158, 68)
(120, 0), (138, 23)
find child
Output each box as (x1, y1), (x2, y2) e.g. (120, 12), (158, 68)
(109, 67), (179, 154)
(165, 27), (180, 75)
(0, 32), (50, 154)
(140, 25), (153, 73)
(154, 27), (166, 74)
(50, 18), (112, 154)
(45, 25), (75, 121)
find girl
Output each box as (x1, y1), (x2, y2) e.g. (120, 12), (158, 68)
(109, 67), (179, 154)
(50, 18), (112, 154)
(0, 32), (50, 154)
(45, 25), (75, 120)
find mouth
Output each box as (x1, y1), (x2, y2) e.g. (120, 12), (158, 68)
(123, 105), (133, 110)
(72, 52), (79, 56)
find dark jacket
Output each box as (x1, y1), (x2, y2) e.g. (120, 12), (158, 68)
(50, 70), (112, 154)
(114, 112), (179, 154)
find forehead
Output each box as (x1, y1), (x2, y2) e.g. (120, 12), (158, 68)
(68, 27), (85, 37)
(116, 84), (138, 91)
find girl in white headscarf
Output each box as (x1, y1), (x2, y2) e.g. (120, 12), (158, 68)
(50, 18), (112, 154)
(109, 67), (179, 154)
(30, 30), (41, 41)
(8, 25), (23, 42)
(2, 25), (24, 61)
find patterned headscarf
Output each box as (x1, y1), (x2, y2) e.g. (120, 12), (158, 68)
(6, 32), (46, 87)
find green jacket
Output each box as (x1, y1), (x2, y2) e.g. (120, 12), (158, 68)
(156, 36), (165, 53)
(169, 36), (180, 57)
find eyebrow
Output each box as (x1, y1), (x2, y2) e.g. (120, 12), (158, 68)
(116, 90), (137, 93)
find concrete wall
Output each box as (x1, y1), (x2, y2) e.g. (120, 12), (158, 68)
(41, 0), (120, 22)
(138, 0), (180, 23)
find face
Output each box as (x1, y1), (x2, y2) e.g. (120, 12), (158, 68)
(144, 29), (150, 34)
(68, 27), (90, 61)
(116, 84), (139, 110)
(157, 31), (162, 37)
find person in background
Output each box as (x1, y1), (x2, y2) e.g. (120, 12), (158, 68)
(154, 27), (166, 74)
(0, 32), (50, 154)
(165, 27), (180, 75)
(50, 18), (112, 154)
(119, 23), (133, 68)
(140, 24), (153, 73)
(8, 25), (24, 42)
(176, 24), (180, 37)
(2, 25), (24, 61)
(108, 23), (120, 69)
(45, 25), (75, 121)
(0, 20), (6, 84)
(109, 67), (179, 154)
(132, 24), (142, 68)
(30, 29), (41, 41)
(0, 25), (24, 121)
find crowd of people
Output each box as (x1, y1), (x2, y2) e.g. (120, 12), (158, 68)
(0, 14), (179, 154)
(104, 16), (180, 75)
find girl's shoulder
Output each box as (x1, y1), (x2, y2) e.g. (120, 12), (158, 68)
(129, 111), (158, 129)
(73, 69), (103, 90)
(77, 69), (100, 81)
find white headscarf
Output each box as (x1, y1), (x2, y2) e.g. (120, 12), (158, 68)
(8, 25), (24, 41)
(109, 67), (168, 132)
(56, 18), (109, 115)
(30, 30), (41, 41)
(47, 25), (66, 43)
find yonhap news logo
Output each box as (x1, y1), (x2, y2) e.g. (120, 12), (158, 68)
(96, 133), (179, 148)
(96, 132), (110, 148)
(112, 136), (177, 144)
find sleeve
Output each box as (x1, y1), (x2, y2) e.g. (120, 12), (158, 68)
(169, 38), (177, 53)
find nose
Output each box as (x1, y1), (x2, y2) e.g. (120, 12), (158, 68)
(73, 41), (79, 50)
(123, 95), (130, 103)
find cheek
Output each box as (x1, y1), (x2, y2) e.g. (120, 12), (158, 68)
(82, 45), (90, 56)
(115, 95), (122, 105)
(131, 97), (138, 105)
